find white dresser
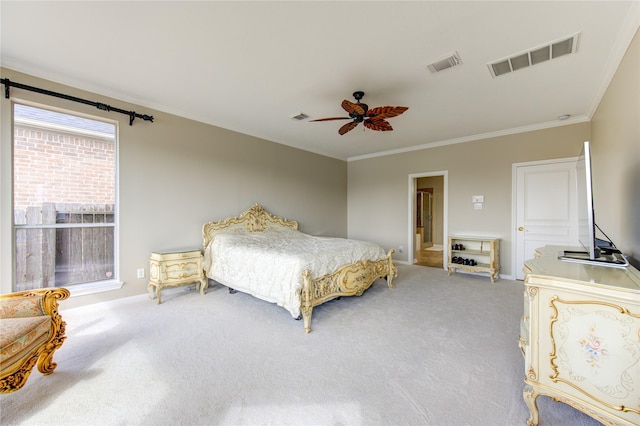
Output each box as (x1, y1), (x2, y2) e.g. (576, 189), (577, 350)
(521, 246), (640, 425)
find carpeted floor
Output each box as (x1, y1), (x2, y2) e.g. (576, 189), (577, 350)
(0, 265), (599, 425)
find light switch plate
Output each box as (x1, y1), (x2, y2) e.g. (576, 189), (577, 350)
(474, 203), (483, 210)
(472, 195), (484, 203)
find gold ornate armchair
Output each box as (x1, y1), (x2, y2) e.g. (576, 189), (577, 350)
(0, 288), (70, 393)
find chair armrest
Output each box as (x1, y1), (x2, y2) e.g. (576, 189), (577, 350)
(0, 289), (70, 319)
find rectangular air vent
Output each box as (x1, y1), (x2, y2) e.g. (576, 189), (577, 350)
(427, 51), (462, 73)
(488, 32), (580, 78)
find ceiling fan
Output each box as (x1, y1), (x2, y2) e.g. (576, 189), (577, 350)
(311, 91), (408, 135)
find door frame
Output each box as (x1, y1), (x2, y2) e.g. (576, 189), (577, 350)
(408, 171), (448, 269)
(511, 157), (577, 279)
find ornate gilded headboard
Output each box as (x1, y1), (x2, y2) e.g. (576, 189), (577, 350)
(202, 204), (298, 248)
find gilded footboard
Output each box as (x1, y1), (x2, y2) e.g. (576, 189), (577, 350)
(300, 249), (396, 333)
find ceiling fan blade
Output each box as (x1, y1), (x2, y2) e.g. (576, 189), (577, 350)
(366, 106), (409, 120)
(341, 100), (366, 116)
(364, 118), (393, 132)
(310, 117), (351, 122)
(338, 121), (359, 135)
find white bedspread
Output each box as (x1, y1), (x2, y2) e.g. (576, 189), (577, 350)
(203, 228), (387, 318)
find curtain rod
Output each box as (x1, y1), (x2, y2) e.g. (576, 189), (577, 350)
(1, 78), (154, 126)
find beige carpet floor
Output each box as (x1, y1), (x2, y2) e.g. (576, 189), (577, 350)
(0, 265), (599, 425)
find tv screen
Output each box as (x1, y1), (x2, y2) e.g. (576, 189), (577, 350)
(559, 141), (628, 267)
(575, 141), (597, 259)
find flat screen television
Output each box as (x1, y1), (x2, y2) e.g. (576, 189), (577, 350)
(559, 141), (628, 267)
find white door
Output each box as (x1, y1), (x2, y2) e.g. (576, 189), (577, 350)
(514, 159), (579, 279)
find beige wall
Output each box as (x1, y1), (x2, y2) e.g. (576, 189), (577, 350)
(590, 29), (639, 268)
(347, 123), (591, 276)
(0, 68), (347, 308)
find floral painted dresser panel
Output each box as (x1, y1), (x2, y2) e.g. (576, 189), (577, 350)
(521, 246), (640, 426)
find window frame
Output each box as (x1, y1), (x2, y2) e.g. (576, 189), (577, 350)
(11, 100), (122, 296)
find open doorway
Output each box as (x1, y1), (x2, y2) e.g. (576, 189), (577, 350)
(408, 172), (448, 269)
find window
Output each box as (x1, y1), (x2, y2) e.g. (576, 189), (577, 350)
(13, 103), (119, 294)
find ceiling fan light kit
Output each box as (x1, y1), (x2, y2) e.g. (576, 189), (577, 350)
(311, 91), (408, 135)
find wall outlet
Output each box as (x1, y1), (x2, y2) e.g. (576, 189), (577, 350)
(136, 268), (145, 279)
(398, 245), (404, 253)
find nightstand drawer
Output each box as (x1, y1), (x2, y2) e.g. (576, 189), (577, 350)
(149, 249), (201, 262)
(150, 257), (202, 283)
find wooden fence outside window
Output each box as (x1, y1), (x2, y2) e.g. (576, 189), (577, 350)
(15, 202), (115, 291)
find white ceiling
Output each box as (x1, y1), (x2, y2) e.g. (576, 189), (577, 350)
(1, 1), (638, 161)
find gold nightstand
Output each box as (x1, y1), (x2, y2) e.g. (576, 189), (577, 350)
(148, 249), (207, 304)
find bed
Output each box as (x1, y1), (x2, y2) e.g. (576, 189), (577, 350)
(202, 204), (396, 333)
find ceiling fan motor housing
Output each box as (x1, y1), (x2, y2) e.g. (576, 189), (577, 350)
(350, 91), (367, 121)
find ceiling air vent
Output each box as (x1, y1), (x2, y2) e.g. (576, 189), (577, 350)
(488, 32), (580, 78)
(427, 51), (462, 73)
(289, 112), (309, 121)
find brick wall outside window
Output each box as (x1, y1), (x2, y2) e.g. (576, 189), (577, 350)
(13, 125), (115, 212)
